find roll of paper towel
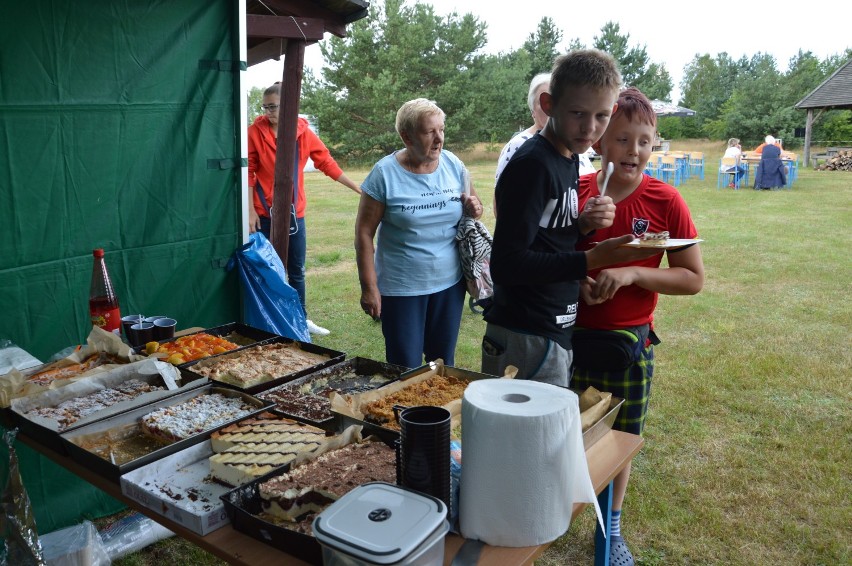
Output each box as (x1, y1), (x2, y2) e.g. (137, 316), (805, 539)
(459, 379), (602, 546)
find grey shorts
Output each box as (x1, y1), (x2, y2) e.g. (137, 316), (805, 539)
(481, 323), (573, 387)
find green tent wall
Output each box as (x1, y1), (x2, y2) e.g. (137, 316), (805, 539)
(1, 0), (247, 532)
(1, 0), (246, 362)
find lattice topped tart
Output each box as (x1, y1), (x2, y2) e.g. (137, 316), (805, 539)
(209, 413), (329, 486)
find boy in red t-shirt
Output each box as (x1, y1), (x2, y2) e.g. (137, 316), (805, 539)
(575, 87), (705, 565)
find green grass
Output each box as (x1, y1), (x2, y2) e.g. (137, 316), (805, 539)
(113, 141), (851, 565)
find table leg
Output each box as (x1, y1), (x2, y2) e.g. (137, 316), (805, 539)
(594, 480), (613, 566)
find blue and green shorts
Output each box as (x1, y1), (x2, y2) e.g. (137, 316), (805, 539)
(571, 344), (655, 436)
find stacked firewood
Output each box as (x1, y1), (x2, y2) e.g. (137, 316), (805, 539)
(818, 150), (852, 171)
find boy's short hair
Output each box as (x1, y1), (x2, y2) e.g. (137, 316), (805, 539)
(550, 49), (622, 104)
(527, 73), (551, 112)
(264, 82), (281, 96)
(728, 138), (740, 147)
(613, 87), (657, 128)
(396, 98), (445, 137)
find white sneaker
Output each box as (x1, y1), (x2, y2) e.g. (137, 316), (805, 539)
(306, 319), (330, 336)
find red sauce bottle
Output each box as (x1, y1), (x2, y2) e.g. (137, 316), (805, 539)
(89, 248), (121, 333)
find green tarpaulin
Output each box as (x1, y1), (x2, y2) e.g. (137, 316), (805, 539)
(1, 0), (246, 532)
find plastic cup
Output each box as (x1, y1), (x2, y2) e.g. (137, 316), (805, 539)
(143, 315), (167, 324)
(152, 318), (177, 341)
(128, 322), (155, 348)
(393, 405), (452, 514)
(121, 314), (145, 342)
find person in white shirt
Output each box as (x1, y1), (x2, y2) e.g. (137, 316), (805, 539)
(720, 137), (746, 187)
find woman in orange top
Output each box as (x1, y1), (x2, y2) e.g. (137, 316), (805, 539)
(248, 83), (362, 335)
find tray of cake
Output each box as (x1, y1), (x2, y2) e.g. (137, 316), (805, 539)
(179, 337), (345, 394)
(136, 322), (281, 366)
(120, 412), (336, 536)
(329, 359), (516, 434)
(9, 358), (203, 455)
(1, 326), (143, 409)
(256, 357), (406, 431)
(220, 425), (398, 565)
(60, 385), (272, 482)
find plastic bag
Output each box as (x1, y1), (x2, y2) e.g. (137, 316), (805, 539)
(1, 428), (44, 566)
(40, 521), (109, 566)
(227, 232), (310, 343)
(99, 511), (173, 561)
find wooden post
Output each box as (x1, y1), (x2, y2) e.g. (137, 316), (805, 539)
(804, 109), (813, 167)
(271, 40), (305, 262)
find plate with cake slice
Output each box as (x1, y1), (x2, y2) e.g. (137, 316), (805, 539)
(621, 232), (703, 250)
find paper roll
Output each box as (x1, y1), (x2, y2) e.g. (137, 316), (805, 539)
(459, 379), (602, 547)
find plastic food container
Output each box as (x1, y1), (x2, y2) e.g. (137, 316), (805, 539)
(313, 482), (449, 566)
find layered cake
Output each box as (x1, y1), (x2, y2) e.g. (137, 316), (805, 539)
(639, 230), (670, 245)
(258, 441), (396, 521)
(190, 342), (331, 389)
(209, 414), (329, 486)
(25, 378), (164, 430)
(140, 393), (256, 443)
(362, 375), (468, 430)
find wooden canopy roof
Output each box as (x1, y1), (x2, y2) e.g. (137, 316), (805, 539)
(794, 57), (852, 165)
(795, 58), (852, 111)
(247, 0), (368, 66)
(245, 0), (369, 258)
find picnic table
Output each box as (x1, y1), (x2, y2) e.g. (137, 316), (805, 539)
(18, 425), (643, 565)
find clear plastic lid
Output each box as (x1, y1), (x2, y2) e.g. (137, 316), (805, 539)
(313, 482), (447, 564)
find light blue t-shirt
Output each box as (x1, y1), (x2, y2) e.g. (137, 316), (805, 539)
(362, 150), (466, 296)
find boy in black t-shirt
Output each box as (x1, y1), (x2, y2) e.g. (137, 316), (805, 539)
(483, 49), (660, 386)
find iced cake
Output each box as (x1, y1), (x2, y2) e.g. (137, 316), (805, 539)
(189, 342), (332, 389)
(209, 414), (329, 486)
(140, 393), (256, 443)
(258, 441), (396, 521)
(25, 378), (164, 430)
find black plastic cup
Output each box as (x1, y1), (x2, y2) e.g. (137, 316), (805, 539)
(152, 317), (177, 341)
(128, 322), (155, 348)
(393, 404), (451, 514)
(121, 314), (145, 342)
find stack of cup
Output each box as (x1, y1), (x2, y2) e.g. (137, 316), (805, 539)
(121, 314), (177, 347)
(393, 405), (452, 515)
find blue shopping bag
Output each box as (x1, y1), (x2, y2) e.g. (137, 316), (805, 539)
(228, 232), (310, 343)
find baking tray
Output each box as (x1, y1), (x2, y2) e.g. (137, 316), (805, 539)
(120, 440), (233, 536)
(257, 357), (406, 431)
(133, 322), (280, 357)
(9, 359), (204, 455)
(220, 430), (398, 565)
(579, 394), (624, 450)
(331, 360), (507, 435)
(179, 337), (345, 395)
(60, 385), (272, 483)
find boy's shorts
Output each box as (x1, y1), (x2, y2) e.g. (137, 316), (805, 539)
(571, 344), (655, 436)
(481, 323), (573, 387)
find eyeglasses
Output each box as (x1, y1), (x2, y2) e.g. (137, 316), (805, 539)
(260, 104), (279, 113)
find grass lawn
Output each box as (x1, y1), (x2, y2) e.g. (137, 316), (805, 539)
(112, 141), (850, 565)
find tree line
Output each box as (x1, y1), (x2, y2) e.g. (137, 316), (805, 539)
(248, 0), (851, 161)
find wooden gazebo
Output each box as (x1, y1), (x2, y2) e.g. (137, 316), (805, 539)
(247, 0), (369, 258)
(795, 58), (852, 166)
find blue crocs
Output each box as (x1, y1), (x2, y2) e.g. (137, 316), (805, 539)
(610, 535), (635, 566)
